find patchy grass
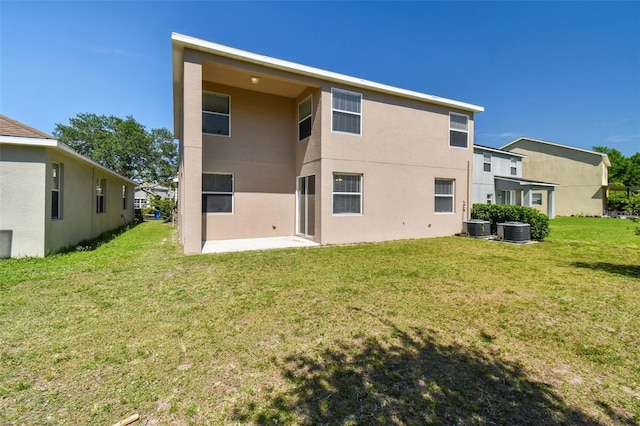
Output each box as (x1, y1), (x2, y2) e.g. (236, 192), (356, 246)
(0, 218), (638, 425)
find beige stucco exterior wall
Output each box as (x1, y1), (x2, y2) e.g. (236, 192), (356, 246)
(317, 87), (473, 244)
(175, 44), (478, 252)
(201, 83), (297, 240)
(0, 145), (46, 257)
(179, 50), (204, 254)
(507, 141), (607, 216)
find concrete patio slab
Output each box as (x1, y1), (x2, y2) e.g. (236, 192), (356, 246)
(201, 236), (319, 254)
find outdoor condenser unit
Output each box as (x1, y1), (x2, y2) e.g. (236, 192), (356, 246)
(497, 222), (531, 243)
(463, 219), (491, 237)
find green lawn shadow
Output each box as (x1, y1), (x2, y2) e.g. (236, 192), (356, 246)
(233, 309), (607, 425)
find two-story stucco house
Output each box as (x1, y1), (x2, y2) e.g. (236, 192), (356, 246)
(472, 145), (558, 217)
(501, 138), (610, 217)
(172, 33), (484, 254)
(0, 115), (135, 258)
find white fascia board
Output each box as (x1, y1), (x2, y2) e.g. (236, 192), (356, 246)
(474, 144), (526, 157)
(1, 136), (136, 185)
(171, 32), (484, 114)
(0, 135), (57, 146)
(501, 137), (610, 165)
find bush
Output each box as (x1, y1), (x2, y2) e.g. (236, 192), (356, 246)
(149, 196), (174, 221)
(471, 204), (550, 241)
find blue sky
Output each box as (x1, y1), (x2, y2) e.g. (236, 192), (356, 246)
(1, 1), (639, 156)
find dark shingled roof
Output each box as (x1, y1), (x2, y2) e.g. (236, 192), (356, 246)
(0, 114), (55, 139)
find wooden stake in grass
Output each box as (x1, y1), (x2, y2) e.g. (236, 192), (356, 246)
(111, 413), (140, 426)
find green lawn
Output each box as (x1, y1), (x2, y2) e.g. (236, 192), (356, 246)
(1, 218), (639, 425)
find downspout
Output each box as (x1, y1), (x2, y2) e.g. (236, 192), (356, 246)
(466, 160), (471, 221)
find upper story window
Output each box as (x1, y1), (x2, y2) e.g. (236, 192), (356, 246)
(332, 88), (362, 135)
(333, 173), (362, 214)
(202, 173), (233, 214)
(483, 153), (491, 172)
(52, 162), (62, 220)
(203, 91), (230, 136)
(510, 158), (517, 175)
(298, 96), (312, 141)
(449, 113), (469, 148)
(96, 178), (106, 214)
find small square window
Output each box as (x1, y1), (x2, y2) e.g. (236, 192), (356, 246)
(532, 193), (543, 205)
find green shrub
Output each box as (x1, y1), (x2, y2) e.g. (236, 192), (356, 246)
(471, 204), (550, 241)
(149, 196), (174, 221)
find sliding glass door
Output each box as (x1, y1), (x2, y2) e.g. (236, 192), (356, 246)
(297, 175), (315, 237)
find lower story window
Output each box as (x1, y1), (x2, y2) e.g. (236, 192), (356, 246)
(532, 192), (543, 205)
(96, 178), (106, 214)
(202, 173), (233, 213)
(435, 178), (454, 213)
(333, 173), (362, 214)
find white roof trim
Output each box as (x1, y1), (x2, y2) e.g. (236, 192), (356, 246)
(0, 136), (136, 185)
(172, 32), (484, 113)
(474, 144), (526, 157)
(501, 137), (611, 167)
(494, 176), (559, 187)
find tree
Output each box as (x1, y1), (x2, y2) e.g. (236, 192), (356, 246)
(593, 146), (630, 185)
(53, 113), (177, 186)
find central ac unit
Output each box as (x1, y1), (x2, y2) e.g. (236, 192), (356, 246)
(497, 222), (531, 243)
(463, 219), (491, 237)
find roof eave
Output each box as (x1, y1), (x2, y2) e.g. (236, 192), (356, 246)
(0, 136), (136, 185)
(171, 32), (484, 114)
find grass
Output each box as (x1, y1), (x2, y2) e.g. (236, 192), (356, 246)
(1, 218), (639, 425)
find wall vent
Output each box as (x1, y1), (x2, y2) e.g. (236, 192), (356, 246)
(497, 222), (531, 243)
(463, 219), (491, 238)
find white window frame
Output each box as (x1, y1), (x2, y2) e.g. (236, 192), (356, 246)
(298, 95), (312, 142)
(134, 198), (145, 209)
(449, 112), (469, 149)
(487, 193), (493, 205)
(501, 190), (516, 205)
(52, 162), (62, 220)
(331, 88), (362, 136)
(202, 173), (234, 214)
(510, 158), (518, 176)
(483, 153), (491, 172)
(332, 173), (363, 215)
(96, 178), (106, 214)
(202, 91), (231, 137)
(434, 178), (455, 214)
(122, 185), (128, 210)
(532, 192), (543, 206)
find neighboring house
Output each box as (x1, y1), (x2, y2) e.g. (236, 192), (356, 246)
(472, 145), (558, 218)
(134, 182), (172, 209)
(501, 137), (610, 217)
(172, 33), (484, 254)
(0, 115), (135, 258)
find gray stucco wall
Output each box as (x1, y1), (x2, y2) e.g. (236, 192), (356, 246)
(0, 145), (46, 257)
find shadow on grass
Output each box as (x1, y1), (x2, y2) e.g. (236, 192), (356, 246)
(56, 222), (139, 254)
(233, 310), (603, 425)
(572, 262), (640, 279)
